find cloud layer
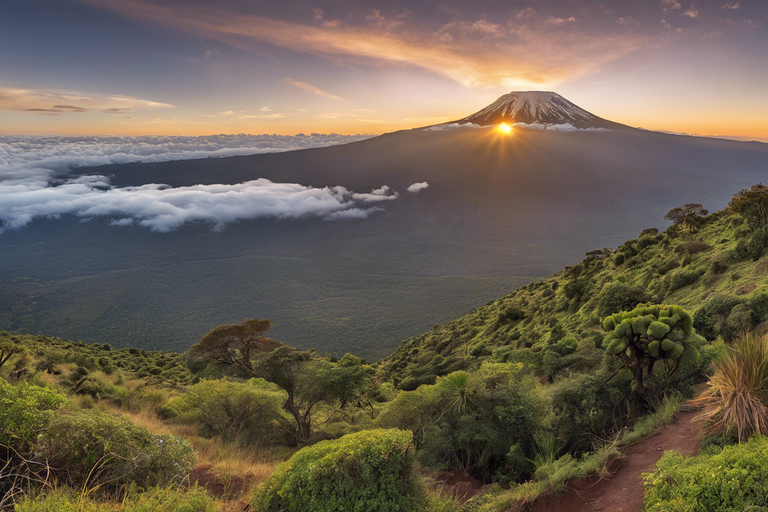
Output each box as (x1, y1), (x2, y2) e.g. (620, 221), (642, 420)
(0, 134), (403, 233)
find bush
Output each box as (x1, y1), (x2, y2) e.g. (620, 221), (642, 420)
(36, 410), (195, 490)
(163, 378), (290, 445)
(665, 268), (701, 292)
(596, 283), (650, 318)
(643, 435), (768, 511)
(251, 429), (423, 512)
(0, 380), (65, 451)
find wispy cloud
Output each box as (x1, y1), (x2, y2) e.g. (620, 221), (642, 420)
(660, 0), (682, 11)
(0, 87), (173, 115)
(683, 4), (699, 18)
(722, 1), (740, 9)
(75, 0), (656, 89)
(283, 78), (345, 101)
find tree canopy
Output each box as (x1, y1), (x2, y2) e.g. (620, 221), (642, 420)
(664, 204), (708, 232)
(189, 319), (282, 377)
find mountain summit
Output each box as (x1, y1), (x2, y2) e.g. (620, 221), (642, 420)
(457, 91), (627, 130)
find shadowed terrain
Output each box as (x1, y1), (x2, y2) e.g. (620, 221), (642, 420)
(1, 125), (766, 359)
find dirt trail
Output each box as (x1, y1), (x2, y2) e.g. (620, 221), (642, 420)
(524, 398), (707, 512)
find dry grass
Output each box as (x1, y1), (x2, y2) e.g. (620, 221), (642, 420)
(696, 332), (768, 442)
(105, 405), (282, 498)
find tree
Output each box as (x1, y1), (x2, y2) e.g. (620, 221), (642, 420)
(0, 331), (24, 373)
(664, 204), (708, 232)
(601, 304), (704, 412)
(255, 346), (367, 442)
(189, 319), (282, 377)
(190, 320), (368, 442)
(729, 183), (768, 229)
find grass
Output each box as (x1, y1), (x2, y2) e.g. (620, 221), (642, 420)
(696, 332), (768, 442)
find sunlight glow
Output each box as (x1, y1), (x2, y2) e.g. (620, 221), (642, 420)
(497, 122), (512, 134)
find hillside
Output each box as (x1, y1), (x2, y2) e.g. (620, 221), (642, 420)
(380, 190), (768, 388)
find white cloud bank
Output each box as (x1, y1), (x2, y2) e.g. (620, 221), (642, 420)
(0, 133), (405, 233)
(424, 123), (482, 132)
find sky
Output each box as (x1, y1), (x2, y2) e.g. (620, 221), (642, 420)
(0, 0), (766, 139)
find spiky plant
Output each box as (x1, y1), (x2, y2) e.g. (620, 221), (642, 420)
(697, 332), (768, 442)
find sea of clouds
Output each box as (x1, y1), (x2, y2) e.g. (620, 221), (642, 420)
(0, 134), (428, 233)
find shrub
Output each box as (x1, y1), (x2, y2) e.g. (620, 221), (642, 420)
(696, 332), (768, 442)
(0, 380), (65, 451)
(643, 435), (768, 511)
(665, 268), (701, 292)
(596, 283), (650, 318)
(36, 410), (195, 490)
(251, 429), (423, 512)
(163, 378), (290, 446)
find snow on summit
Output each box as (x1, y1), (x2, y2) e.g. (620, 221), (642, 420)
(456, 91), (627, 130)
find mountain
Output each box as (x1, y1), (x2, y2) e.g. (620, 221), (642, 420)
(1, 95), (767, 360)
(454, 91), (629, 130)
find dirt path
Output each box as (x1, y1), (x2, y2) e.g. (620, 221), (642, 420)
(524, 400), (707, 512)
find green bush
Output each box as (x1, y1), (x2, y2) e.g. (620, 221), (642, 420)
(596, 282), (650, 318)
(643, 435), (768, 511)
(251, 429), (423, 512)
(0, 379), (65, 451)
(163, 378), (290, 445)
(665, 267), (701, 292)
(36, 410), (195, 490)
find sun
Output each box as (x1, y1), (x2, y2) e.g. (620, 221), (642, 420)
(497, 122), (512, 134)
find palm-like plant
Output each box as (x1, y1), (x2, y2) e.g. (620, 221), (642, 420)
(697, 332), (768, 442)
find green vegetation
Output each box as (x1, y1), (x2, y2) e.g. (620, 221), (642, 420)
(643, 435), (768, 511)
(5, 185), (768, 510)
(251, 429), (422, 512)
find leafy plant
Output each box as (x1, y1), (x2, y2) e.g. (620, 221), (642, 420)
(251, 429), (423, 512)
(643, 435), (768, 511)
(0, 379), (65, 451)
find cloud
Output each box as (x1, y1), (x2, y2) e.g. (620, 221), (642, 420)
(0, 174), (399, 233)
(660, 0), (682, 11)
(0, 87), (173, 115)
(283, 78), (345, 101)
(683, 4), (699, 18)
(722, 1), (740, 9)
(77, 0), (656, 89)
(407, 182), (429, 193)
(0, 133), (402, 233)
(0, 133), (372, 171)
(424, 123), (482, 131)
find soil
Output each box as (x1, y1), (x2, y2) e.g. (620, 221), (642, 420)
(523, 394), (709, 512)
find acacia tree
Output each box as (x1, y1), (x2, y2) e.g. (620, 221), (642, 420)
(664, 204), (708, 232)
(189, 319), (282, 377)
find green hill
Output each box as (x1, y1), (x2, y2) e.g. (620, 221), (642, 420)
(380, 188), (768, 388)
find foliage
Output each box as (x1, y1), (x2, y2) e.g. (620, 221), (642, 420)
(190, 319), (281, 377)
(596, 282), (650, 318)
(251, 429), (423, 512)
(0, 379), (65, 451)
(729, 184), (768, 229)
(379, 363), (542, 483)
(36, 410), (196, 491)
(601, 304), (704, 409)
(696, 332), (768, 442)
(14, 485), (218, 512)
(664, 203), (708, 232)
(162, 378), (290, 446)
(643, 435), (768, 512)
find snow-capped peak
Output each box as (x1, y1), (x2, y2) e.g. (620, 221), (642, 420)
(457, 91), (624, 130)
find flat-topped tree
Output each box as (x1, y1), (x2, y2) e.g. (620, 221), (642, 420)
(602, 304), (704, 411)
(190, 319), (282, 377)
(664, 204), (708, 232)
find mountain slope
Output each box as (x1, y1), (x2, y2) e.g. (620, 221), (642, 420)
(455, 91), (629, 130)
(379, 196), (768, 388)
(1, 105), (767, 358)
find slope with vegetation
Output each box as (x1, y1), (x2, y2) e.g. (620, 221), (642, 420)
(3, 185), (768, 511)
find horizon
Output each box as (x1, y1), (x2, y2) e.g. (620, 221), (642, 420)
(0, 0), (766, 141)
